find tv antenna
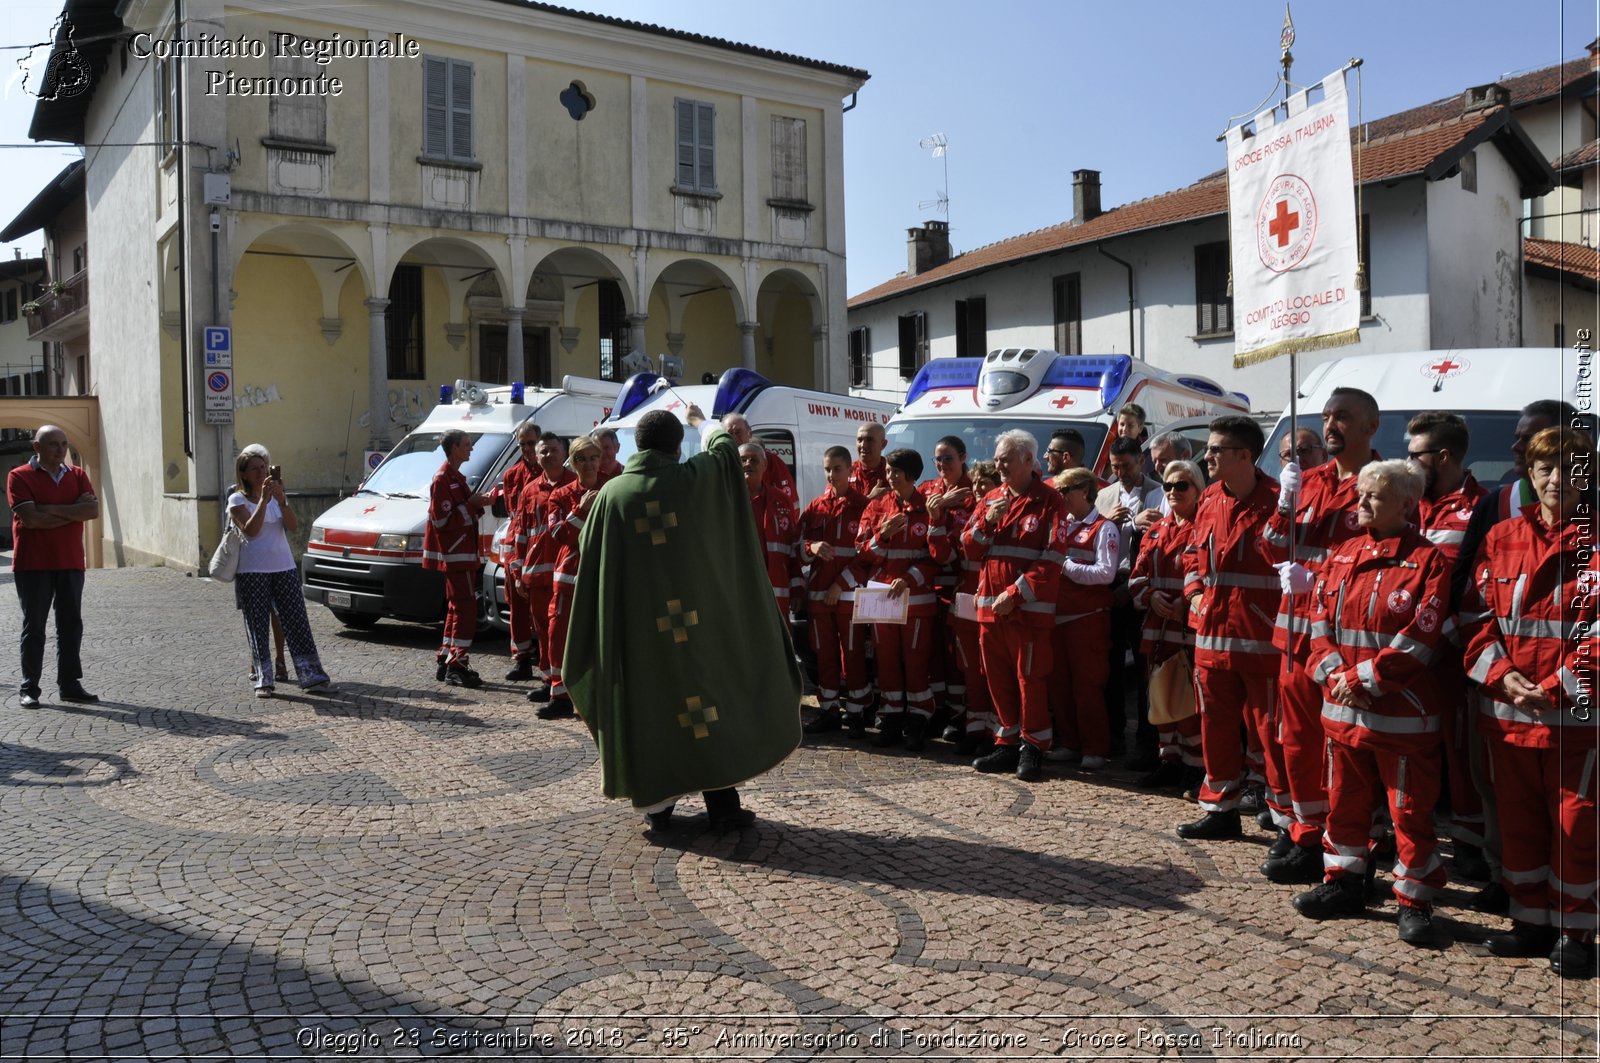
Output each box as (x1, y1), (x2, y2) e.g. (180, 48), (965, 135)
(918, 133), (949, 226)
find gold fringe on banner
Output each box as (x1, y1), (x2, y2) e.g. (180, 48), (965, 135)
(1233, 328), (1361, 369)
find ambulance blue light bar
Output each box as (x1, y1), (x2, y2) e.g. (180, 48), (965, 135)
(1175, 376), (1223, 397)
(1232, 391), (1251, 407)
(613, 372), (662, 420)
(904, 357), (983, 406)
(712, 368), (775, 417)
(439, 384), (454, 404)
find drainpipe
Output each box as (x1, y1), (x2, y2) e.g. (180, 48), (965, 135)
(1097, 244), (1136, 360)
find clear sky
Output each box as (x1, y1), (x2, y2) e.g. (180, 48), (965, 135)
(1, 0), (1596, 295)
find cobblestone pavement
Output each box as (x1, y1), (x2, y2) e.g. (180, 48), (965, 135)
(0, 566), (1593, 1061)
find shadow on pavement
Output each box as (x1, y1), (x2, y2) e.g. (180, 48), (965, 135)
(0, 745), (134, 787)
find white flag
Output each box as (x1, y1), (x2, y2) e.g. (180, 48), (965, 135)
(1225, 68), (1360, 367)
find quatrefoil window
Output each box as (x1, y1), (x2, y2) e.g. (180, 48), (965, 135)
(560, 81), (595, 121)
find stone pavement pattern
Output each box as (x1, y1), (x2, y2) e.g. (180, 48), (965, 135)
(0, 567), (1593, 1060)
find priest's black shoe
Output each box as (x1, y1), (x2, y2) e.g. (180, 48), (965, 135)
(1291, 877), (1364, 920)
(1176, 811), (1241, 840)
(1262, 843), (1324, 884)
(1487, 921), (1558, 957)
(973, 743), (1021, 774)
(643, 805), (676, 833)
(704, 788), (756, 831)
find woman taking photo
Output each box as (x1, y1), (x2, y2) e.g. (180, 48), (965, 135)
(228, 447), (333, 698)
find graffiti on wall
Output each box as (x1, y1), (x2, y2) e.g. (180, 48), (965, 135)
(357, 386), (429, 434)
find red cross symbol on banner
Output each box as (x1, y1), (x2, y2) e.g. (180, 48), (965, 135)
(1051, 394), (1076, 409)
(931, 395), (952, 408)
(1269, 199), (1300, 248)
(362, 505), (379, 514)
(1429, 358), (1461, 375)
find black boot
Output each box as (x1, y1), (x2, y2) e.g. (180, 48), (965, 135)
(643, 803), (676, 833)
(1262, 843), (1325, 884)
(846, 714), (867, 741)
(973, 743), (1022, 774)
(1471, 881), (1510, 914)
(1292, 876), (1364, 919)
(803, 712), (843, 735)
(1176, 810), (1242, 840)
(1550, 935), (1595, 978)
(1266, 829), (1295, 861)
(873, 716), (904, 748)
(526, 683), (551, 704)
(445, 665), (483, 689)
(504, 659), (534, 682)
(1137, 760), (1184, 789)
(1452, 842), (1491, 882)
(1015, 743), (1045, 782)
(903, 715), (929, 752)
(1486, 921), (1559, 958)
(1396, 905), (1435, 947)
(704, 787), (755, 830)
(536, 696), (575, 720)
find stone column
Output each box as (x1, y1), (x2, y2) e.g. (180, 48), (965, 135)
(365, 297), (391, 449)
(628, 313), (649, 359)
(504, 306), (526, 383)
(812, 325), (829, 391)
(739, 321), (758, 371)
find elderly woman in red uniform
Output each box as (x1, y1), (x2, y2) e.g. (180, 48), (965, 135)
(856, 447), (940, 750)
(1129, 458), (1206, 790)
(1464, 426), (1598, 978)
(542, 436), (605, 720)
(1045, 467), (1119, 773)
(1291, 458), (1451, 947)
(425, 429), (491, 687)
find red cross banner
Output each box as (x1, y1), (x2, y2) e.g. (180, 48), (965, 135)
(1225, 66), (1361, 367)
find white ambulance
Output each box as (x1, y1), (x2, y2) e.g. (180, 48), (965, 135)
(1259, 347), (1595, 481)
(301, 377), (616, 628)
(886, 349), (1250, 471)
(478, 367), (900, 629)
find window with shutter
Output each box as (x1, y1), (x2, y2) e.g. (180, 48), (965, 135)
(771, 116), (806, 203)
(848, 327), (869, 387)
(674, 98), (716, 193)
(1194, 242), (1232, 336)
(898, 312), (927, 379)
(955, 297), (987, 358)
(1052, 274), (1082, 355)
(268, 49), (326, 143)
(423, 56), (473, 162)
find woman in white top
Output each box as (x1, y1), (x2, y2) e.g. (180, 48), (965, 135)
(228, 446), (332, 698)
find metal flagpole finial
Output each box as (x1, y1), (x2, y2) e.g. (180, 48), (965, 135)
(1280, 3), (1295, 101)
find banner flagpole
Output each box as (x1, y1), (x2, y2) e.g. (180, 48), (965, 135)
(1281, 4), (1298, 675)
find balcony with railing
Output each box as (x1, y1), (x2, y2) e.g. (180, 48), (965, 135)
(23, 269), (87, 341)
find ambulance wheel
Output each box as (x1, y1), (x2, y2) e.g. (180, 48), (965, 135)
(331, 610), (379, 630)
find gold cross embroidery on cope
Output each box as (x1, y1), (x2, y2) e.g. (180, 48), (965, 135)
(655, 599), (699, 643)
(678, 696), (719, 739)
(634, 500), (678, 546)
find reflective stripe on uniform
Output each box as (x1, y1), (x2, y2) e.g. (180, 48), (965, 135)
(1321, 701), (1440, 734)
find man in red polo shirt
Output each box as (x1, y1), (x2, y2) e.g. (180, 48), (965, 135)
(8, 425), (100, 708)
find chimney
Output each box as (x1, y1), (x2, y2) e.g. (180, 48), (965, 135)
(906, 220), (951, 276)
(1589, 37), (1600, 72)
(1462, 83), (1510, 113)
(1073, 169), (1102, 224)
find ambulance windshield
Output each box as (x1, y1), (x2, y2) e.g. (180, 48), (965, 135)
(885, 419), (1109, 475)
(362, 432), (511, 495)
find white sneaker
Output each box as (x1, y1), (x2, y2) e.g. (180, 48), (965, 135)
(1044, 747), (1080, 763)
(1080, 755), (1107, 771)
(254, 687), (274, 699)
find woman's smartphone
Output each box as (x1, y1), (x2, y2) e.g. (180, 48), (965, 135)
(269, 464), (282, 480)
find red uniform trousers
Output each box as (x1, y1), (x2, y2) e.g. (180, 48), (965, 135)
(1322, 740), (1445, 910)
(808, 603), (870, 717)
(1049, 613), (1111, 757)
(1436, 648), (1484, 846)
(546, 583), (574, 698)
(979, 620), (1053, 749)
(507, 582), (537, 665)
(1278, 655), (1331, 845)
(440, 571), (477, 666)
(525, 584), (555, 678)
(873, 615), (936, 721)
(1194, 666), (1276, 812)
(1488, 740), (1598, 937)
(949, 615), (994, 735)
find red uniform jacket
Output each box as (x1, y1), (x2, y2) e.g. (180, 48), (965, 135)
(1183, 469), (1282, 675)
(921, 474), (977, 599)
(1056, 510), (1118, 619)
(511, 468), (575, 589)
(1265, 454), (1377, 656)
(1416, 472), (1487, 571)
(495, 459), (538, 519)
(1463, 506), (1598, 749)
(547, 478), (593, 589)
(960, 475), (1068, 628)
(799, 487), (869, 605)
(1130, 513), (1197, 660)
(850, 459), (888, 498)
(856, 491), (940, 617)
(1308, 525), (1451, 753)
(762, 451), (798, 506)
(422, 463), (481, 572)
(749, 486), (802, 607)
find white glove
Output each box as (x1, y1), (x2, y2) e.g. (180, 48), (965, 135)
(1275, 561), (1314, 596)
(1277, 460), (1301, 513)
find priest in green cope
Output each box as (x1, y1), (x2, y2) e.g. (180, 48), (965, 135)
(564, 406), (802, 831)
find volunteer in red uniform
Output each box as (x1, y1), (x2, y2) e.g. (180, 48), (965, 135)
(1454, 399), (1577, 915)
(498, 422), (543, 681)
(1048, 467), (1118, 771)
(511, 433), (574, 703)
(741, 444), (803, 616)
(1406, 411), (1490, 880)
(542, 436), (604, 719)
(851, 422), (891, 500)
(1129, 459), (1205, 790)
(923, 436), (987, 751)
(424, 429), (491, 687)
(1463, 426), (1598, 979)
(1292, 459), (1450, 947)
(964, 430), (1068, 783)
(1262, 387), (1381, 883)
(593, 427), (625, 482)
(856, 448), (940, 750)
(800, 446), (872, 737)
(1178, 415), (1281, 840)
(721, 414), (797, 505)
(9, 425), (100, 708)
